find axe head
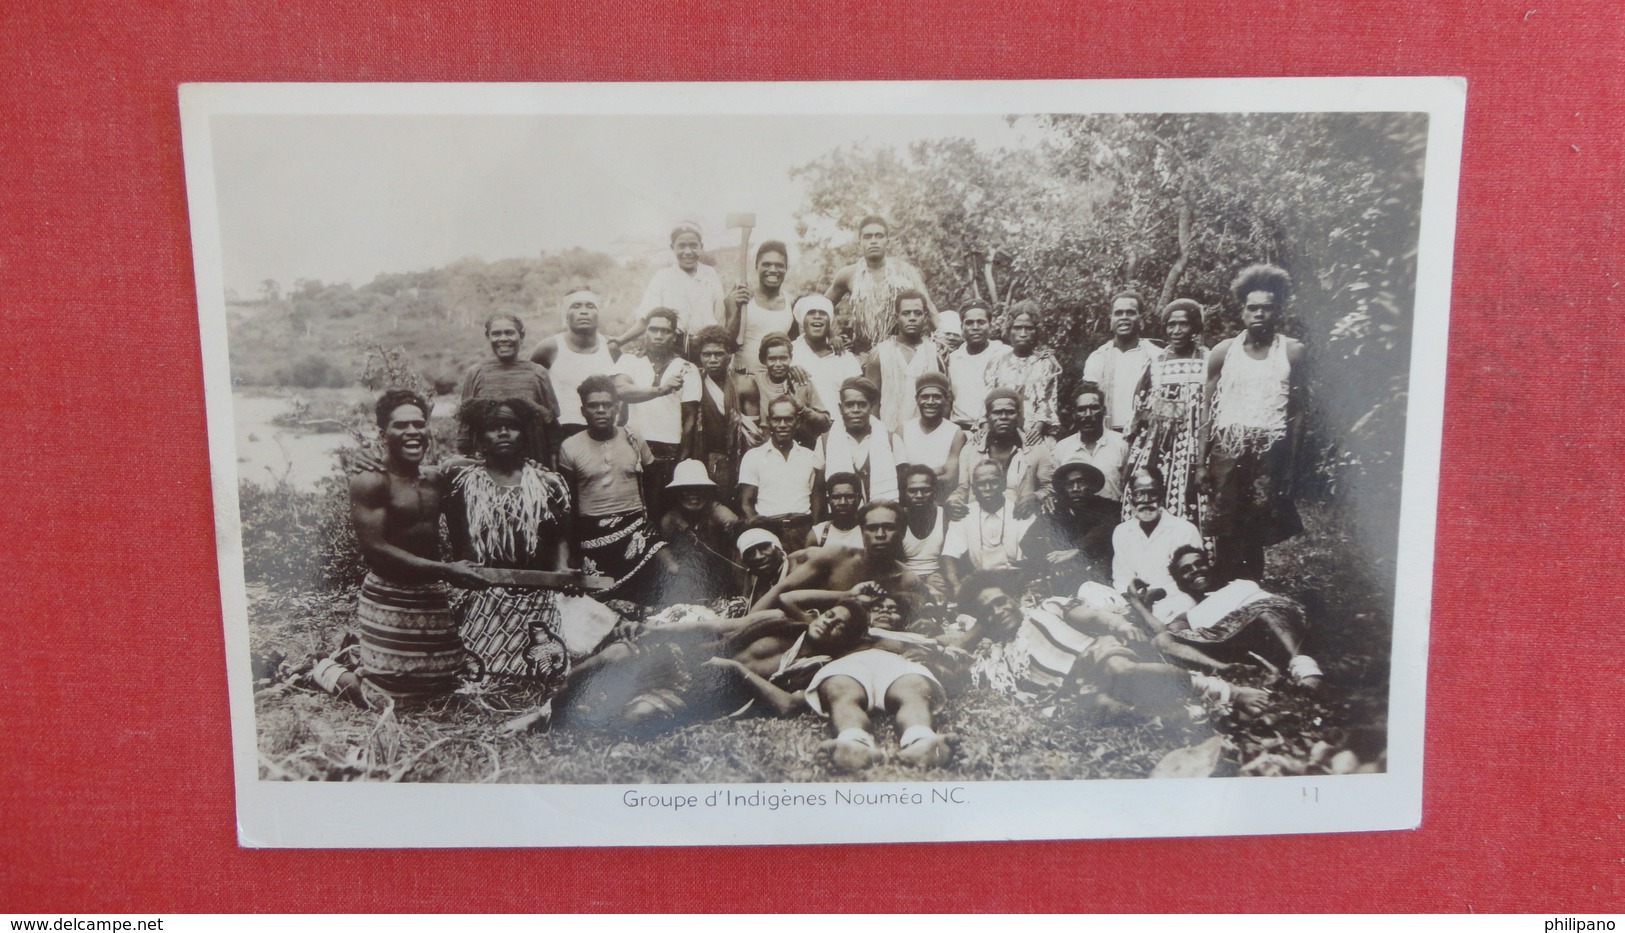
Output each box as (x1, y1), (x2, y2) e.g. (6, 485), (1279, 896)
(726, 212), (757, 230)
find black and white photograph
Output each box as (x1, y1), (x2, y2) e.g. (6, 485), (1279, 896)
(181, 79), (1462, 846)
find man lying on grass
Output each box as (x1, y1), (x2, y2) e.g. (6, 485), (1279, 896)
(1133, 545), (1324, 690)
(945, 570), (1268, 724)
(752, 500), (930, 614)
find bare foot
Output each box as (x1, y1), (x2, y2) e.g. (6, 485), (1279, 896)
(897, 732), (958, 768)
(1231, 685), (1270, 716)
(818, 735), (884, 772)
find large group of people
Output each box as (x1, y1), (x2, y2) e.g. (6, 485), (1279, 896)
(321, 216), (1325, 774)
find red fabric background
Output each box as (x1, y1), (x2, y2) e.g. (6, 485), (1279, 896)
(1, 0), (1620, 913)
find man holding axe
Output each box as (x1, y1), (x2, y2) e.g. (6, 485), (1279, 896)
(725, 223), (796, 378)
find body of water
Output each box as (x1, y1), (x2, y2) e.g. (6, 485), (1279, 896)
(231, 393), (358, 490)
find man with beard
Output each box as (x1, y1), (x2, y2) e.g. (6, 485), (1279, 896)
(943, 459), (1034, 573)
(864, 289), (944, 433)
(336, 390), (492, 702)
(949, 570), (1267, 722)
(728, 241), (794, 378)
(738, 333), (830, 448)
(1205, 263), (1306, 581)
(1021, 383), (1130, 514)
(1083, 289), (1168, 434)
(824, 214), (937, 354)
(790, 294), (862, 417)
(613, 307), (701, 522)
(1142, 545), (1324, 690)
(1019, 461), (1119, 595)
(809, 471), (865, 551)
(738, 396), (823, 552)
(895, 371), (966, 503)
(815, 376), (900, 503)
(1111, 467), (1204, 623)
(752, 500), (927, 614)
(558, 375), (677, 603)
(458, 308), (560, 463)
(945, 302), (1011, 432)
(531, 287), (620, 442)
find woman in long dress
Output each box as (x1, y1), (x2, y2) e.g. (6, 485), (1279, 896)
(1121, 299), (1210, 526)
(445, 397), (575, 702)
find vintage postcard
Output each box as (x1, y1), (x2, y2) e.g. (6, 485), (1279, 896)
(180, 78), (1463, 846)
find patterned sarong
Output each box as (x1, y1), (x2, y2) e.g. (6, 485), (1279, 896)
(577, 509), (666, 600)
(459, 587), (570, 694)
(355, 573), (464, 700)
(1167, 594), (1308, 656)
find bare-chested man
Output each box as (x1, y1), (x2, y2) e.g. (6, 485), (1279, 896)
(824, 214), (937, 354)
(340, 390), (491, 701)
(751, 500), (927, 614)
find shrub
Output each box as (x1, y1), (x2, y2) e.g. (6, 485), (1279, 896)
(238, 475), (365, 593)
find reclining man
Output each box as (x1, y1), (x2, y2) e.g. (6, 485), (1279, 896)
(1136, 545), (1324, 690)
(947, 570), (1268, 723)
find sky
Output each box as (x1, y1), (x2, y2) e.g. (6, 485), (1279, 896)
(210, 113), (1045, 297)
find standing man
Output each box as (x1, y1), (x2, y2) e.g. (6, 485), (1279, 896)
(459, 308), (560, 464)
(816, 377), (900, 503)
(344, 390), (491, 701)
(531, 286), (620, 442)
(613, 307), (701, 522)
(790, 294), (863, 416)
(947, 388), (1035, 516)
(825, 214), (937, 354)
(690, 325), (748, 498)
(864, 289), (944, 433)
(1020, 382), (1130, 515)
(945, 302), (1010, 432)
(1205, 263), (1306, 581)
(895, 371), (966, 501)
(1083, 289), (1167, 434)
(738, 396), (824, 553)
(982, 302), (1061, 445)
(728, 241), (794, 378)
(558, 375), (676, 602)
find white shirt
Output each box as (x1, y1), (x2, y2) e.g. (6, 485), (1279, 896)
(898, 418), (961, 475)
(943, 498), (1033, 571)
(901, 507), (949, 577)
(947, 340), (1012, 424)
(739, 297), (794, 372)
(616, 354), (701, 445)
(813, 521), (864, 550)
(792, 338), (863, 416)
(1083, 340), (1167, 432)
(737, 441), (822, 517)
(1111, 511), (1203, 621)
(636, 264), (725, 334)
(1040, 430), (1131, 502)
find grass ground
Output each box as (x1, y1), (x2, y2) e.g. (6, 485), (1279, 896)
(248, 502), (1391, 785)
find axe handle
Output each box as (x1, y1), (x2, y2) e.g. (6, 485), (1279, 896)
(737, 226), (752, 285)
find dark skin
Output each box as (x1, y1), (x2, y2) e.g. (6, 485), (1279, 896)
(810, 388), (879, 508)
(752, 506), (926, 613)
(825, 222), (939, 321)
(862, 297), (931, 392)
(946, 396), (1023, 521)
(897, 382), (965, 500)
(531, 291), (621, 369)
(737, 344), (832, 437)
(1127, 306), (1204, 442)
(348, 403), (489, 589)
(1016, 389), (1106, 516)
(1203, 289), (1306, 489)
(739, 398), (825, 521)
(725, 248), (789, 344)
(443, 405), (572, 573)
(901, 470), (960, 599)
(558, 389), (679, 575)
(612, 314), (697, 461)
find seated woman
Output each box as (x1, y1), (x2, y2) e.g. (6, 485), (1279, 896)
(444, 397), (577, 707)
(1135, 545), (1324, 690)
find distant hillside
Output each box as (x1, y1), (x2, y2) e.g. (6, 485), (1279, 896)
(229, 249), (661, 392)
(229, 240), (845, 393)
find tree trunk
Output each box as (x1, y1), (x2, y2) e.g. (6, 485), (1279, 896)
(1158, 193), (1193, 312)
